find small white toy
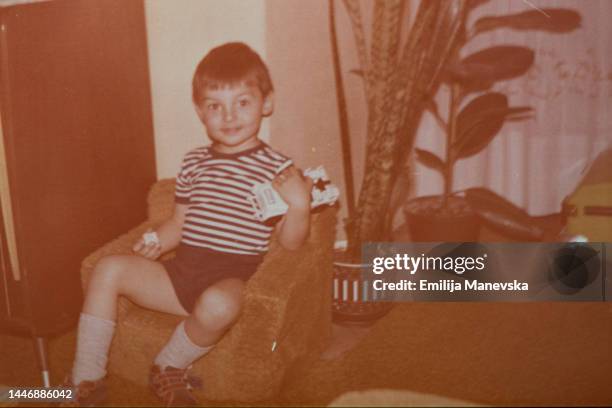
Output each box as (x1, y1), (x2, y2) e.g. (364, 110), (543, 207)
(143, 231), (160, 245)
(249, 166), (340, 221)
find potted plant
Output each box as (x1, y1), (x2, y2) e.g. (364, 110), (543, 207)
(329, 0), (471, 322)
(330, 0), (471, 257)
(403, 5), (581, 242)
(329, 1), (581, 322)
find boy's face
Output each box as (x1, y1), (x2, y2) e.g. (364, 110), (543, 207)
(195, 82), (273, 154)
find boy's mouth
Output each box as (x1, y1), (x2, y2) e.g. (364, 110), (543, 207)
(221, 126), (242, 134)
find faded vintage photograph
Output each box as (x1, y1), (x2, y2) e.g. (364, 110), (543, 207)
(0, 0), (611, 406)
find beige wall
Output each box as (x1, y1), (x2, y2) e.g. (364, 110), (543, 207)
(144, 0), (268, 180)
(266, 0), (367, 241)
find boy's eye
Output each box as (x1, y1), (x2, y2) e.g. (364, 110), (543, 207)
(238, 99), (250, 107)
(207, 103), (220, 111)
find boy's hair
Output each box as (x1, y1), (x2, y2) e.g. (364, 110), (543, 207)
(192, 42), (273, 104)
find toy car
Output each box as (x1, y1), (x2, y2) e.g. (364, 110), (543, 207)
(249, 166), (340, 221)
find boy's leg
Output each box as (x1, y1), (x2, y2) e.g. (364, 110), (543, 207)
(72, 255), (188, 385)
(150, 278), (245, 405)
(84, 254), (189, 320)
(186, 278), (245, 346)
(154, 278), (245, 369)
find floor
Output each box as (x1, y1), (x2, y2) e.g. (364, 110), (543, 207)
(0, 320), (372, 406)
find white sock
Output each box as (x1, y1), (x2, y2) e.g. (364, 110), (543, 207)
(71, 313), (116, 384)
(154, 321), (213, 370)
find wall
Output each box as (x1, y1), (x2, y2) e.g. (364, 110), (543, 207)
(266, 0), (364, 240)
(144, 0), (268, 179)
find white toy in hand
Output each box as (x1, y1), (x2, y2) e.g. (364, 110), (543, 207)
(249, 165), (340, 221)
(143, 231), (160, 245)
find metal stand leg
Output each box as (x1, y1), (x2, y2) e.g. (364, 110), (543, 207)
(33, 336), (51, 387)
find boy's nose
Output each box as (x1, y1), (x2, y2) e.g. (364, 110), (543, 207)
(223, 108), (236, 122)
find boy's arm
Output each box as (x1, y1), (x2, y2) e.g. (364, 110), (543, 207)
(276, 206), (311, 250)
(132, 203), (188, 259)
(273, 166), (313, 250)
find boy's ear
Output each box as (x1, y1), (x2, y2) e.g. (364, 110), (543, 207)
(262, 93), (274, 117)
(194, 103), (206, 122)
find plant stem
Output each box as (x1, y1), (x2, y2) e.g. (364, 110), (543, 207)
(329, 0), (356, 221)
(444, 82), (459, 208)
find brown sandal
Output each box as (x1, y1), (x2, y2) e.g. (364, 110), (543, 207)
(149, 365), (202, 407)
(59, 376), (107, 407)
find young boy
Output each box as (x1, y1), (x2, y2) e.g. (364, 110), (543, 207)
(65, 42), (313, 406)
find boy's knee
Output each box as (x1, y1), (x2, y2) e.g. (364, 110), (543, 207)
(89, 255), (128, 290)
(192, 287), (243, 330)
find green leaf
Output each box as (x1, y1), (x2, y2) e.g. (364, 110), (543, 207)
(425, 99), (448, 129)
(467, 0), (489, 11)
(505, 113), (534, 122)
(415, 148), (445, 174)
(503, 107), (534, 123)
(447, 46), (534, 84)
(453, 93), (533, 159)
(425, 98), (439, 116)
(464, 187), (544, 240)
(503, 106), (533, 117)
(465, 187), (527, 217)
(455, 107), (534, 159)
(473, 8), (581, 35)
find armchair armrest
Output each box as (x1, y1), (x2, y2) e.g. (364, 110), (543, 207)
(199, 206), (337, 401)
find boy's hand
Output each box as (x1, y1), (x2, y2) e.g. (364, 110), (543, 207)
(132, 229), (162, 260)
(272, 166), (313, 210)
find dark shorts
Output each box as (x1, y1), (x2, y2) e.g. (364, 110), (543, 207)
(162, 244), (263, 313)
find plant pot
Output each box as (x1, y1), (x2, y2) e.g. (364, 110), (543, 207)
(404, 195), (480, 242)
(332, 251), (393, 325)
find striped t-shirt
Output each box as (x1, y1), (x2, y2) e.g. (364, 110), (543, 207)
(175, 143), (292, 256)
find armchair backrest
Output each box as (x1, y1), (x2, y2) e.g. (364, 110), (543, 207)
(146, 179), (176, 224)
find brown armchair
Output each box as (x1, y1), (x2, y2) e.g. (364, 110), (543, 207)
(80, 179), (337, 402)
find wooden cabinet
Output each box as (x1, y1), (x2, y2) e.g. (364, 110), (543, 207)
(0, 0), (156, 339)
